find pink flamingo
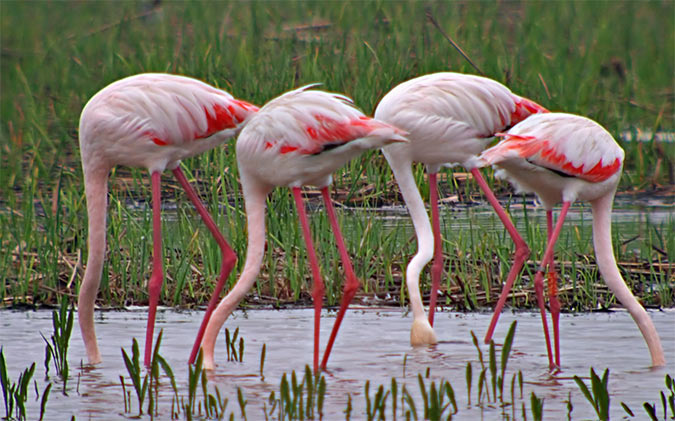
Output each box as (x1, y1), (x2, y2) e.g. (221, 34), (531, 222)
(478, 112), (666, 368)
(78, 73), (258, 367)
(373, 72), (547, 346)
(199, 86), (407, 371)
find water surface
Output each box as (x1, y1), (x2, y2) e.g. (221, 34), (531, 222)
(1, 309), (673, 419)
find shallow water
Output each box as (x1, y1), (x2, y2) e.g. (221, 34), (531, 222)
(1, 309), (673, 420)
(370, 200), (673, 239)
(348, 193), (674, 264)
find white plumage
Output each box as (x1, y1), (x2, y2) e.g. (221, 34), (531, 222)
(78, 73), (258, 367)
(200, 86), (407, 371)
(374, 72), (547, 346)
(478, 112), (665, 368)
(376, 72), (544, 171)
(480, 112), (625, 208)
(80, 73), (256, 173)
(237, 86), (408, 189)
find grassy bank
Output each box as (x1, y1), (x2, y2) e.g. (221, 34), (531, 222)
(1, 1), (673, 309)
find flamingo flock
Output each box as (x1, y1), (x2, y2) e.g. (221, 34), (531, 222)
(77, 71), (665, 373)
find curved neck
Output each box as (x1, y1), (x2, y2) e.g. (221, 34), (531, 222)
(591, 192), (665, 366)
(218, 175), (269, 318)
(201, 173), (269, 368)
(78, 165), (110, 364)
(388, 159), (434, 321)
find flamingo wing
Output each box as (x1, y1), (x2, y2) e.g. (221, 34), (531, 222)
(481, 113), (624, 183)
(247, 86), (407, 155)
(376, 72), (546, 140)
(86, 74), (258, 147)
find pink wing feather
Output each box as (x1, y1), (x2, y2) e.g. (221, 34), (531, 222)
(272, 114), (402, 155)
(375, 72), (547, 141)
(482, 113), (624, 183)
(84, 74), (258, 147)
(253, 86), (406, 155)
(510, 96), (549, 126)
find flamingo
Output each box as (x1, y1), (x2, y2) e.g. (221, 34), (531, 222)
(198, 85), (407, 371)
(78, 73), (258, 367)
(373, 72), (547, 346)
(477, 112), (666, 368)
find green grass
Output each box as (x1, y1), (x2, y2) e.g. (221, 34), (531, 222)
(1, 1), (673, 309)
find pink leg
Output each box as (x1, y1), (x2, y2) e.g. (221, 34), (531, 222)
(533, 202), (570, 370)
(320, 187), (360, 370)
(546, 210), (561, 369)
(145, 171), (164, 367)
(472, 168), (531, 343)
(292, 187), (325, 372)
(172, 168), (238, 365)
(427, 173), (443, 326)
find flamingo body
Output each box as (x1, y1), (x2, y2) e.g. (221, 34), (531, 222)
(376, 72), (545, 171)
(78, 73), (257, 366)
(482, 113), (623, 206)
(80, 73), (256, 173)
(478, 112), (665, 367)
(237, 87), (405, 188)
(374, 72), (547, 345)
(200, 86), (407, 370)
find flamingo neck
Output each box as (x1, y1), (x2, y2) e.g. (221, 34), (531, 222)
(78, 165), (110, 364)
(217, 177), (268, 319)
(387, 160), (434, 321)
(591, 192), (665, 366)
(201, 175), (269, 368)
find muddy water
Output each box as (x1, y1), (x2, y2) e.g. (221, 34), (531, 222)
(1, 309), (673, 420)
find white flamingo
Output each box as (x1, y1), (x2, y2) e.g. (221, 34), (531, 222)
(199, 86), (407, 371)
(373, 72), (547, 346)
(78, 73), (258, 367)
(478, 112), (666, 368)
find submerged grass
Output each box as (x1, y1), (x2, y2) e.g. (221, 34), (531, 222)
(1, 1), (673, 310)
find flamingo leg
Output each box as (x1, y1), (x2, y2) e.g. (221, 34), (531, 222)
(471, 168), (531, 344)
(171, 167), (238, 365)
(145, 171), (165, 367)
(292, 187), (325, 372)
(546, 210), (561, 369)
(533, 202), (570, 370)
(320, 187), (359, 370)
(428, 172), (443, 327)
